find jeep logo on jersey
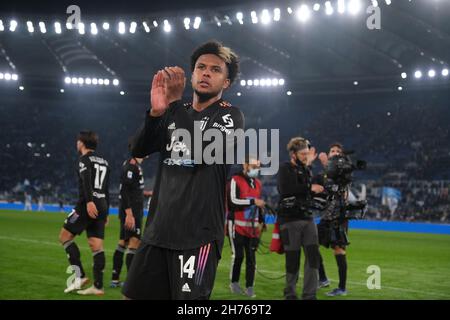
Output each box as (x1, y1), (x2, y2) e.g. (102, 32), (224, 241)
(166, 136), (191, 156)
(222, 114), (234, 128)
(199, 117), (209, 131)
(168, 122), (176, 130)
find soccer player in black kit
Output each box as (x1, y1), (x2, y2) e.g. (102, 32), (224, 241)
(58, 131), (110, 296)
(122, 41), (244, 299)
(110, 156), (146, 288)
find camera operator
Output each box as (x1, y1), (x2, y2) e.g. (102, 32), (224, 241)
(316, 142), (350, 297)
(277, 137), (324, 300)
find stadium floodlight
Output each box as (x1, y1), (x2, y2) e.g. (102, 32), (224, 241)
(64, 77), (71, 84)
(163, 20), (171, 32)
(104, 79), (110, 86)
(338, 0), (346, 14)
(247, 80), (253, 86)
(236, 12), (244, 24)
(442, 68), (449, 77)
(287, 7), (293, 15)
(254, 79), (260, 86)
(78, 77), (84, 84)
(325, 1), (334, 15)
(372, 0), (379, 7)
(193, 17), (201, 29)
(398, 86), (403, 91)
(0, 20), (4, 32)
(19, 86), (24, 91)
(237, 92), (241, 96)
(261, 9), (271, 25)
(92, 78), (98, 85)
(11, 74), (18, 81)
(428, 69), (436, 78)
(60, 89), (64, 93)
(90, 23), (98, 35)
(54, 22), (62, 34)
(78, 22), (85, 35)
(27, 21), (34, 33)
(279, 78), (285, 86)
(272, 78), (279, 86)
(401, 72), (407, 79)
(98, 78), (104, 85)
(118, 21), (126, 34)
(113, 79), (119, 86)
(260, 79), (266, 86)
(414, 70), (422, 79)
(385, 0), (392, 5)
(153, 20), (158, 27)
(4, 73), (11, 80)
(287, 90), (292, 96)
(143, 22), (150, 33)
(214, 16), (221, 27)
(265, 78), (272, 86)
(0, 73), (4, 79)
(120, 91), (125, 95)
(240, 80), (246, 86)
(85, 78), (92, 85)
(297, 5), (311, 22)
(66, 22), (73, 30)
(71, 77), (78, 84)
(348, 0), (362, 15)
(274, 8), (281, 21)
(9, 20), (18, 32)
(103, 22), (110, 30)
(184, 17), (190, 30)
(313, 3), (321, 11)
(39, 21), (47, 33)
(251, 11), (258, 24)
(129, 21), (137, 34)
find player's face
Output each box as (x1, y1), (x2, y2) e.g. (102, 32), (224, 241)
(329, 146), (342, 158)
(76, 140), (83, 153)
(191, 54), (230, 99)
(244, 159), (260, 172)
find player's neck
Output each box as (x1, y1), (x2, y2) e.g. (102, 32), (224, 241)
(192, 93), (221, 112)
(81, 148), (94, 156)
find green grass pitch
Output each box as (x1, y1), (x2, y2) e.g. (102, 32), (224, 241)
(1, 210), (450, 300)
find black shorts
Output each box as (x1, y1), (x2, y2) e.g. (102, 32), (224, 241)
(122, 241), (221, 300)
(119, 211), (143, 241)
(317, 219), (349, 249)
(63, 209), (106, 239)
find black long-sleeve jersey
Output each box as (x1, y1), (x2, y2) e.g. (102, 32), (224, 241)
(131, 99), (245, 250)
(76, 151), (110, 219)
(119, 159), (144, 214)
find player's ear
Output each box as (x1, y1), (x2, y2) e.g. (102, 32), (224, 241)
(223, 78), (230, 90)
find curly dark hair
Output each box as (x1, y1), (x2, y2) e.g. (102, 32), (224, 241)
(190, 40), (239, 85)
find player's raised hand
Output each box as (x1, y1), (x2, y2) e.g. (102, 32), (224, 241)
(163, 66), (186, 104)
(87, 201), (98, 219)
(150, 71), (169, 117)
(306, 147), (318, 166)
(319, 152), (329, 167)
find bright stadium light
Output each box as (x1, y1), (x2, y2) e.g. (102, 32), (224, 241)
(54, 22), (62, 34)
(60, 89), (65, 93)
(19, 86), (24, 91)
(274, 8), (281, 21)
(354, 81), (359, 86)
(401, 72), (407, 79)
(260, 79), (266, 86)
(163, 20), (171, 32)
(4, 73), (11, 80)
(372, 0), (379, 7)
(113, 79), (119, 86)
(143, 22), (150, 33)
(385, 0), (391, 5)
(236, 12), (244, 24)
(27, 21), (34, 33)
(98, 78), (104, 85)
(338, 0), (346, 14)
(287, 7), (293, 15)
(11, 74), (18, 81)
(90, 22), (98, 35)
(120, 91), (125, 95)
(398, 86), (403, 91)
(287, 90), (292, 95)
(297, 4), (311, 22)
(348, 0), (362, 15)
(92, 78), (98, 85)
(104, 79), (110, 86)
(66, 22), (73, 30)
(237, 92), (242, 96)
(39, 21), (47, 33)
(71, 77), (78, 84)
(313, 3), (321, 11)
(118, 21), (126, 34)
(254, 79), (260, 86)
(0, 73), (4, 79)
(272, 78), (279, 86)
(102, 22), (110, 30)
(153, 20), (158, 27)
(251, 11), (258, 24)
(78, 77), (84, 84)
(129, 21), (137, 33)
(325, 1), (334, 15)
(85, 78), (92, 85)
(193, 17), (201, 29)
(428, 69), (436, 78)
(261, 9), (271, 24)
(78, 22), (85, 35)
(442, 68), (449, 77)
(0, 20), (4, 32)
(184, 17), (190, 30)
(240, 80), (246, 86)
(279, 78), (285, 86)
(247, 80), (253, 86)
(414, 70), (422, 79)
(9, 20), (18, 32)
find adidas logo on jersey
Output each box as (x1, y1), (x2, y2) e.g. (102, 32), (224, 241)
(182, 283), (191, 293)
